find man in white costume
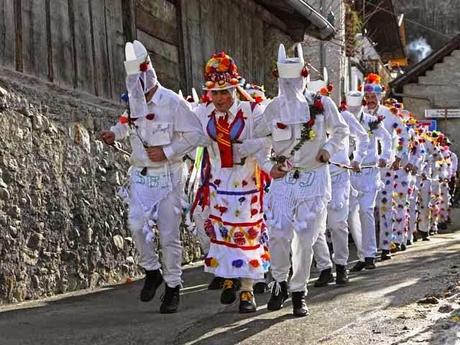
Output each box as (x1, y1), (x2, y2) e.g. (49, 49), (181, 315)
(345, 91), (392, 271)
(362, 74), (410, 261)
(312, 87), (369, 286)
(253, 44), (349, 316)
(100, 40), (203, 313)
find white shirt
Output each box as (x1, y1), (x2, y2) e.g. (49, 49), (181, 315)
(110, 84), (204, 168)
(255, 95), (349, 173)
(330, 110), (369, 173)
(356, 110), (392, 164)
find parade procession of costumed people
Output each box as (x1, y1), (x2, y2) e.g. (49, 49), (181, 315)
(100, 40), (459, 316)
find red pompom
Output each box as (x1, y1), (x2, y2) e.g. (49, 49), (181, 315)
(327, 84), (334, 92)
(139, 61), (149, 72)
(301, 67), (309, 78)
(145, 113), (155, 120)
(119, 115), (129, 124)
(276, 122), (287, 129)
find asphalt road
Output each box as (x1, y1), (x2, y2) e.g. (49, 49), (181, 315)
(1, 226), (460, 345)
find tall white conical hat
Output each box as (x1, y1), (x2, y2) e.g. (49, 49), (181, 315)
(124, 40), (151, 75)
(277, 43), (305, 78)
(346, 74), (364, 107)
(191, 88), (199, 103)
(306, 67), (327, 93)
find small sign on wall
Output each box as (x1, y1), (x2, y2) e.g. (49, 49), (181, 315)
(418, 120), (437, 131)
(425, 109), (460, 118)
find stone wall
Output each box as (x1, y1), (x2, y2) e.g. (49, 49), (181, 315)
(0, 68), (201, 304)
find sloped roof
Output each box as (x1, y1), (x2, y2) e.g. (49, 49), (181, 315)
(255, 0), (336, 41)
(390, 34), (460, 92)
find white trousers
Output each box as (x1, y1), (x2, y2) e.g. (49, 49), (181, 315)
(418, 178), (432, 233)
(314, 172), (350, 270)
(269, 203), (327, 293)
(348, 187), (378, 260)
(128, 168), (183, 288)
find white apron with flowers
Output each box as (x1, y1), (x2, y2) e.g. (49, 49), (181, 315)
(194, 101), (269, 279)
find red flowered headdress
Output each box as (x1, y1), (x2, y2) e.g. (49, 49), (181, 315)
(363, 73), (384, 95)
(203, 52), (240, 91)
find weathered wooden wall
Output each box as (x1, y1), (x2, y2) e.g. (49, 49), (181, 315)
(0, 0), (296, 100)
(0, 0), (127, 100)
(181, 0), (292, 96)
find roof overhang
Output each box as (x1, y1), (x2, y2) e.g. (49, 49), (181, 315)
(255, 0), (336, 41)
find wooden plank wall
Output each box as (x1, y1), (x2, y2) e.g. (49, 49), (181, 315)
(181, 0), (267, 94)
(0, 0), (293, 100)
(135, 0), (182, 92)
(0, 0), (129, 101)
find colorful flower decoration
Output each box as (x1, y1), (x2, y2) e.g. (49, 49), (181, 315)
(234, 232), (246, 246)
(232, 259), (244, 268)
(247, 227), (258, 239)
(205, 257), (219, 267)
(249, 259), (260, 268)
(204, 52), (239, 90)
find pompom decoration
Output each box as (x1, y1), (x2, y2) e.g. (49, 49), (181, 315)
(261, 253), (270, 261)
(119, 115), (129, 124)
(301, 66), (309, 77)
(139, 60), (149, 72)
(205, 257), (219, 267)
(232, 259), (244, 268)
(366, 73), (381, 84)
(146, 113), (155, 120)
(276, 122), (287, 129)
(249, 259), (260, 268)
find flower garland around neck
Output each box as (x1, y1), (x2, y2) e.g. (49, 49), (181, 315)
(367, 114), (384, 136)
(270, 94), (323, 178)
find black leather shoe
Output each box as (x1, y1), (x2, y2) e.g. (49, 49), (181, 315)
(253, 282), (268, 294)
(400, 243), (407, 251)
(208, 276), (225, 290)
(406, 240), (412, 246)
(140, 269), (163, 302)
(421, 232), (430, 241)
(314, 268), (334, 287)
(438, 222), (447, 230)
(335, 265), (349, 285)
(291, 291), (309, 317)
(239, 291), (257, 313)
(267, 281), (289, 311)
(381, 250), (392, 261)
(364, 257), (376, 269)
(350, 261), (366, 272)
(220, 279), (239, 304)
(160, 285), (180, 314)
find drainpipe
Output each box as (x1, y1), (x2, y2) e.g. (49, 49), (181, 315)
(285, 0), (336, 40)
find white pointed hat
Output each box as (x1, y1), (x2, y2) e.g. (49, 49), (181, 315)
(277, 43), (305, 78)
(307, 67), (328, 93)
(124, 40), (152, 75)
(346, 75), (364, 107)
